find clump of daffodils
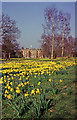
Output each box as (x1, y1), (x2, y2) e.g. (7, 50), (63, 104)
(49, 79), (52, 82)
(36, 88), (40, 94)
(16, 87), (20, 94)
(60, 79), (62, 82)
(38, 82), (41, 85)
(31, 89), (35, 95)
(24, 92), (29, 97)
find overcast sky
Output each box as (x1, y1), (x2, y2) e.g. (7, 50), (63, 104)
(2, 1), (75, 49)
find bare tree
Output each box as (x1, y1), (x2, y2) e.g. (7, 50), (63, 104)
(2, 14), (20, 59)
(41, 34), (51, 58)
(59, 11), (71, 57)
(0, 14), (2, 58)
(67, 36), (75, 56)
(41, 34), (62, 58)
(43, 6), (61, 59)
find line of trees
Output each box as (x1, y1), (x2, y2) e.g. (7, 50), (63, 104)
(41, 6), (75, 59)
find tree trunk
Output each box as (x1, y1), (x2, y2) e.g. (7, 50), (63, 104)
(51, 26), (54, 60)
(51, 32), (54, 60)
(62, 31), (64, 57)
(9, 52), (10, 59)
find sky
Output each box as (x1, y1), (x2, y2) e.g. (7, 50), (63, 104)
(2, 1), (75, 49)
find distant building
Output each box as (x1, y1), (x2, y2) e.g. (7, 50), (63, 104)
(21, 48), (43, 58)
(71, 48), (77, 57)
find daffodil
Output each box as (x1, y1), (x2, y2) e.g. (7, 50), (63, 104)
(60, 79), (62, 82)
(7, 94), (12, 99)
(24, 92), (29, 97)
(8, 86), (11, 90)
(36, 88), (40, 94)
(4, 79), (6, 82)
(4, 94), (7, 97)
(10, 88), (13, 91)
(49, 79), (52, 82)
(34, 76), (36, 78)
(16, 89), (20, 94)
(27, 81), (29, 84)
(18, 83), (21, 87)
(5, 90), (8, 94)
(31, 89), (35, 95)
(10, 82), (13, 85)
(16, 87), (19, 89)
(38, 82), (41, 85)
(24, 82), (27, 85)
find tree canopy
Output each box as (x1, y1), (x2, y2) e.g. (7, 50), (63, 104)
(41, 6), (74, 58)
(1, 14), (21, 59)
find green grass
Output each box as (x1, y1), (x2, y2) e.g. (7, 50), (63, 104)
(1, 56), (76, 62)
(2, 62), (76, 119)
(42, 67), (76, 119)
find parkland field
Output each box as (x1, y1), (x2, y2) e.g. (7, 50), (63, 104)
(0, 57), (77, 119)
